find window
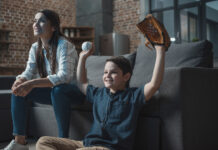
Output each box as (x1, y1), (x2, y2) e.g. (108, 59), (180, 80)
(151, 0), (173, 9)
(206, 1), (218, 58)
(180, 7), (198, 42)
(146, 0), (218, 59)
(152, 10), (174, 40)
(178, 0), (200, 5)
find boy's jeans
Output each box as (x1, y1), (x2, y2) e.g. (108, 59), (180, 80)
(11, 83), (85, 138)
(36, 136), (111, 150)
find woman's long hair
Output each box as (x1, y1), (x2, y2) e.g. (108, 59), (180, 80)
(36, 9), (64, 77)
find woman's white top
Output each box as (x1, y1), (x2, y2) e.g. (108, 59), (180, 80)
(17, 36), (78, 86)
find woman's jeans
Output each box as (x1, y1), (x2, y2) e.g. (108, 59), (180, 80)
(11, 83), (85, 138)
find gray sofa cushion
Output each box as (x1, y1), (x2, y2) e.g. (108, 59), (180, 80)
(86, 52), (136, 87)
(130, 40), (213, 87)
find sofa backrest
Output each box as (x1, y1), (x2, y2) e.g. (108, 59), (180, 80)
(86, 52), (136, 87)
(130, 40), (213, 87)
(213, 58), (218, 68)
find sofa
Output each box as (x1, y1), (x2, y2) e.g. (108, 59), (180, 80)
(1, 40), (218, 150)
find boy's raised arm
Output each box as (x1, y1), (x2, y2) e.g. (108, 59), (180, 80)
(144, 45), (166, 101)
(136, 14), (170, 102)
(76, 44), (94, 95)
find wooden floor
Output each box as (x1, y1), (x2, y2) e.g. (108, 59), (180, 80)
(0, 138), (37, 150)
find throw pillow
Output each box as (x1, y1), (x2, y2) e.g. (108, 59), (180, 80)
(130, 40), (213, 87)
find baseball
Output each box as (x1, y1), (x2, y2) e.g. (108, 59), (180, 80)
(82, 41), (92, 51)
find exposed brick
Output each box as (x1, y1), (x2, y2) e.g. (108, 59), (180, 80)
(1, 0), (141, 75)
(113, 0), (141, 53)
(0, 0), (76, 75)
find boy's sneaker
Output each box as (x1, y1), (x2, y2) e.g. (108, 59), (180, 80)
(2, 140), (29, 150)
(136, 14), (171, 51)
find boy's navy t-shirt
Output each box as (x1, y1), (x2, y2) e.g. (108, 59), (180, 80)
(83, 85), (146, 150)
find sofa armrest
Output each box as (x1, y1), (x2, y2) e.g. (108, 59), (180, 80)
(0, 76), (16, 90)
(0, 76), (15, 141)
(159, 67), (218, 150)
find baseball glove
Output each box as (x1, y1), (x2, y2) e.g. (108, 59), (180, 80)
(136, 14), (171, 51)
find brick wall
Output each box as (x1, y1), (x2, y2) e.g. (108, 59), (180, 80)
(113, 0), (141, 53)
(0, 0), (141, 75)
(0, 0), (76, 75)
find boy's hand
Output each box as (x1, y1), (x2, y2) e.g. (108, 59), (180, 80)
(154, 45), (167, 52)
(136, 14), (171, 51)
(77, 43), (94, 95)
(79, 43), (95, 59)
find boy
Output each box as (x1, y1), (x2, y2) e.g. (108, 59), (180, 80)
(36, 16), (169, 150)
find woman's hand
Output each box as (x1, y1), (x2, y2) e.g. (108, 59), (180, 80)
(12, 80), (34, 97)
(11, 78), (27, 92)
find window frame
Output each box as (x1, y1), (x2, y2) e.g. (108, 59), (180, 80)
(147, 0), (216, 43)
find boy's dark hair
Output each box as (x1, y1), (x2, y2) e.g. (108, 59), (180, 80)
(105, 56), (132, 87)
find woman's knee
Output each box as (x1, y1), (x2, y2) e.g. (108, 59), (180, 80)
(52, 84), (67, 96)
(11, 94), (26, 109)
(51, 84), (72, 105)
(51, 84), (83, 99)
(51, 83), (85, 105)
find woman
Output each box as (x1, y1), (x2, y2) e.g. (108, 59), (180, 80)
(3, 9), (84, 150)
